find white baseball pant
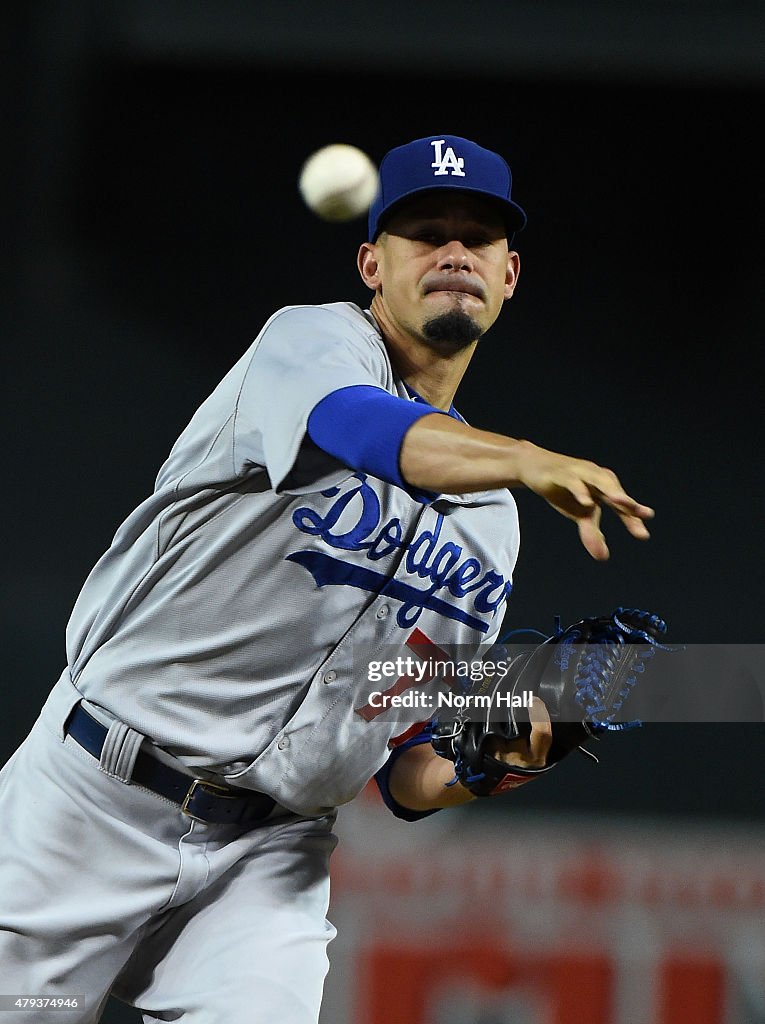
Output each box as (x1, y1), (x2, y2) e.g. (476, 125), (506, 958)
(0, 675), (337, 1023)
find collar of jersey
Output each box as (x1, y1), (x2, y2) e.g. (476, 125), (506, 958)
(404, 383), (464, 423)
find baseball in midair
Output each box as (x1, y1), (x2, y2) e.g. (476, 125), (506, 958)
(298, 144), (379, 222)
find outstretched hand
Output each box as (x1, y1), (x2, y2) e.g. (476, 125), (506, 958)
(399, 415), (654, 559)
(513, 441), (654, 560)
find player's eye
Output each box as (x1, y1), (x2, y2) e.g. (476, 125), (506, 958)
(416, 230), (494, 249)
(411, 230), (442, 245)
(402, 224), (498, 249)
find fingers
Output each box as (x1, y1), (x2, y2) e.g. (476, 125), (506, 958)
(519, 443), (655, 559)
(527, 697), (552, 766)
(490, 698), (552, 769)
(576, 504), (652, 560)
(569, 470), (654, 558)
(577, 506), (609, 561)
(595, 491), (653, 553)
(602, 488), (654, 524)
(611, 499), (654, 541)
(586, 471), (654, 527)
(619, 513), (652, 541)
(609, 495), (655, 521)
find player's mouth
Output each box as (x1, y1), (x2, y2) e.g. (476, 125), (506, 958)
(422, 276), (485, 301)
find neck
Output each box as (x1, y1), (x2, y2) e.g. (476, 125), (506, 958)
(369, 295), (477, 411)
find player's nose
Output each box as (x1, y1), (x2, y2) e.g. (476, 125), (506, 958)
(435, 239), (475, 273)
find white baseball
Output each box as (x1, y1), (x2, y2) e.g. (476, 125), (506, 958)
(298, 144), (379, 222)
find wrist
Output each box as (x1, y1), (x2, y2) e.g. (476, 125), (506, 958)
(389, 743), (477, 809)
(503, 437), (540, 489)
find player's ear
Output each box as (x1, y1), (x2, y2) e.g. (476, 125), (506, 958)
(357, 242), (382, 291)
(504, 250), (520, 300)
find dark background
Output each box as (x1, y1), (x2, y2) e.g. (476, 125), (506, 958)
(3, 4), (765, 1019)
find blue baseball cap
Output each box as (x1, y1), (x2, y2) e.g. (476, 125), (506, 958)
(368, 134), (527, 242)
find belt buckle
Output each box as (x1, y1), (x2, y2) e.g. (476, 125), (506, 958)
(181, 777), (239, 822)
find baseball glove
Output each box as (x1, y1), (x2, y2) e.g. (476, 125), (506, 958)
(431, 607), (669, 796)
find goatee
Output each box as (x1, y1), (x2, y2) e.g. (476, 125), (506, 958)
(422, 310), (482, 353)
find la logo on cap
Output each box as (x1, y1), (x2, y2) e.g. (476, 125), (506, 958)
(367, 134), (527, 241)
(430, 139), (466, 177)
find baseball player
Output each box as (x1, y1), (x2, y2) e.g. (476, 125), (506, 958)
(0, 134), (654, 1022)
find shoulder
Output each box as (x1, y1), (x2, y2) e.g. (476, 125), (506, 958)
(263, 301), (380, 340)
(253, 301), (391, 376)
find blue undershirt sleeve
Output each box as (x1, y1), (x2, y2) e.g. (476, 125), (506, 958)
(307, 384), (447, 505)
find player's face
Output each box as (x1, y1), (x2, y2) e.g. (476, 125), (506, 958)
(360, 194), (519, 353)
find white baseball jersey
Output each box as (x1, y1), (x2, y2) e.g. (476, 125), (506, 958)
(62, 301), (520, 816)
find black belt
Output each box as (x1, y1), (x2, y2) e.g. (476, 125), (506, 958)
(65, 703), (276, 826)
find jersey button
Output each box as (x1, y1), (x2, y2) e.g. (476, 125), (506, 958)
(376, 605), (390, 620)
(323, 669), (337, 684)
(277, 735), (290, 750)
